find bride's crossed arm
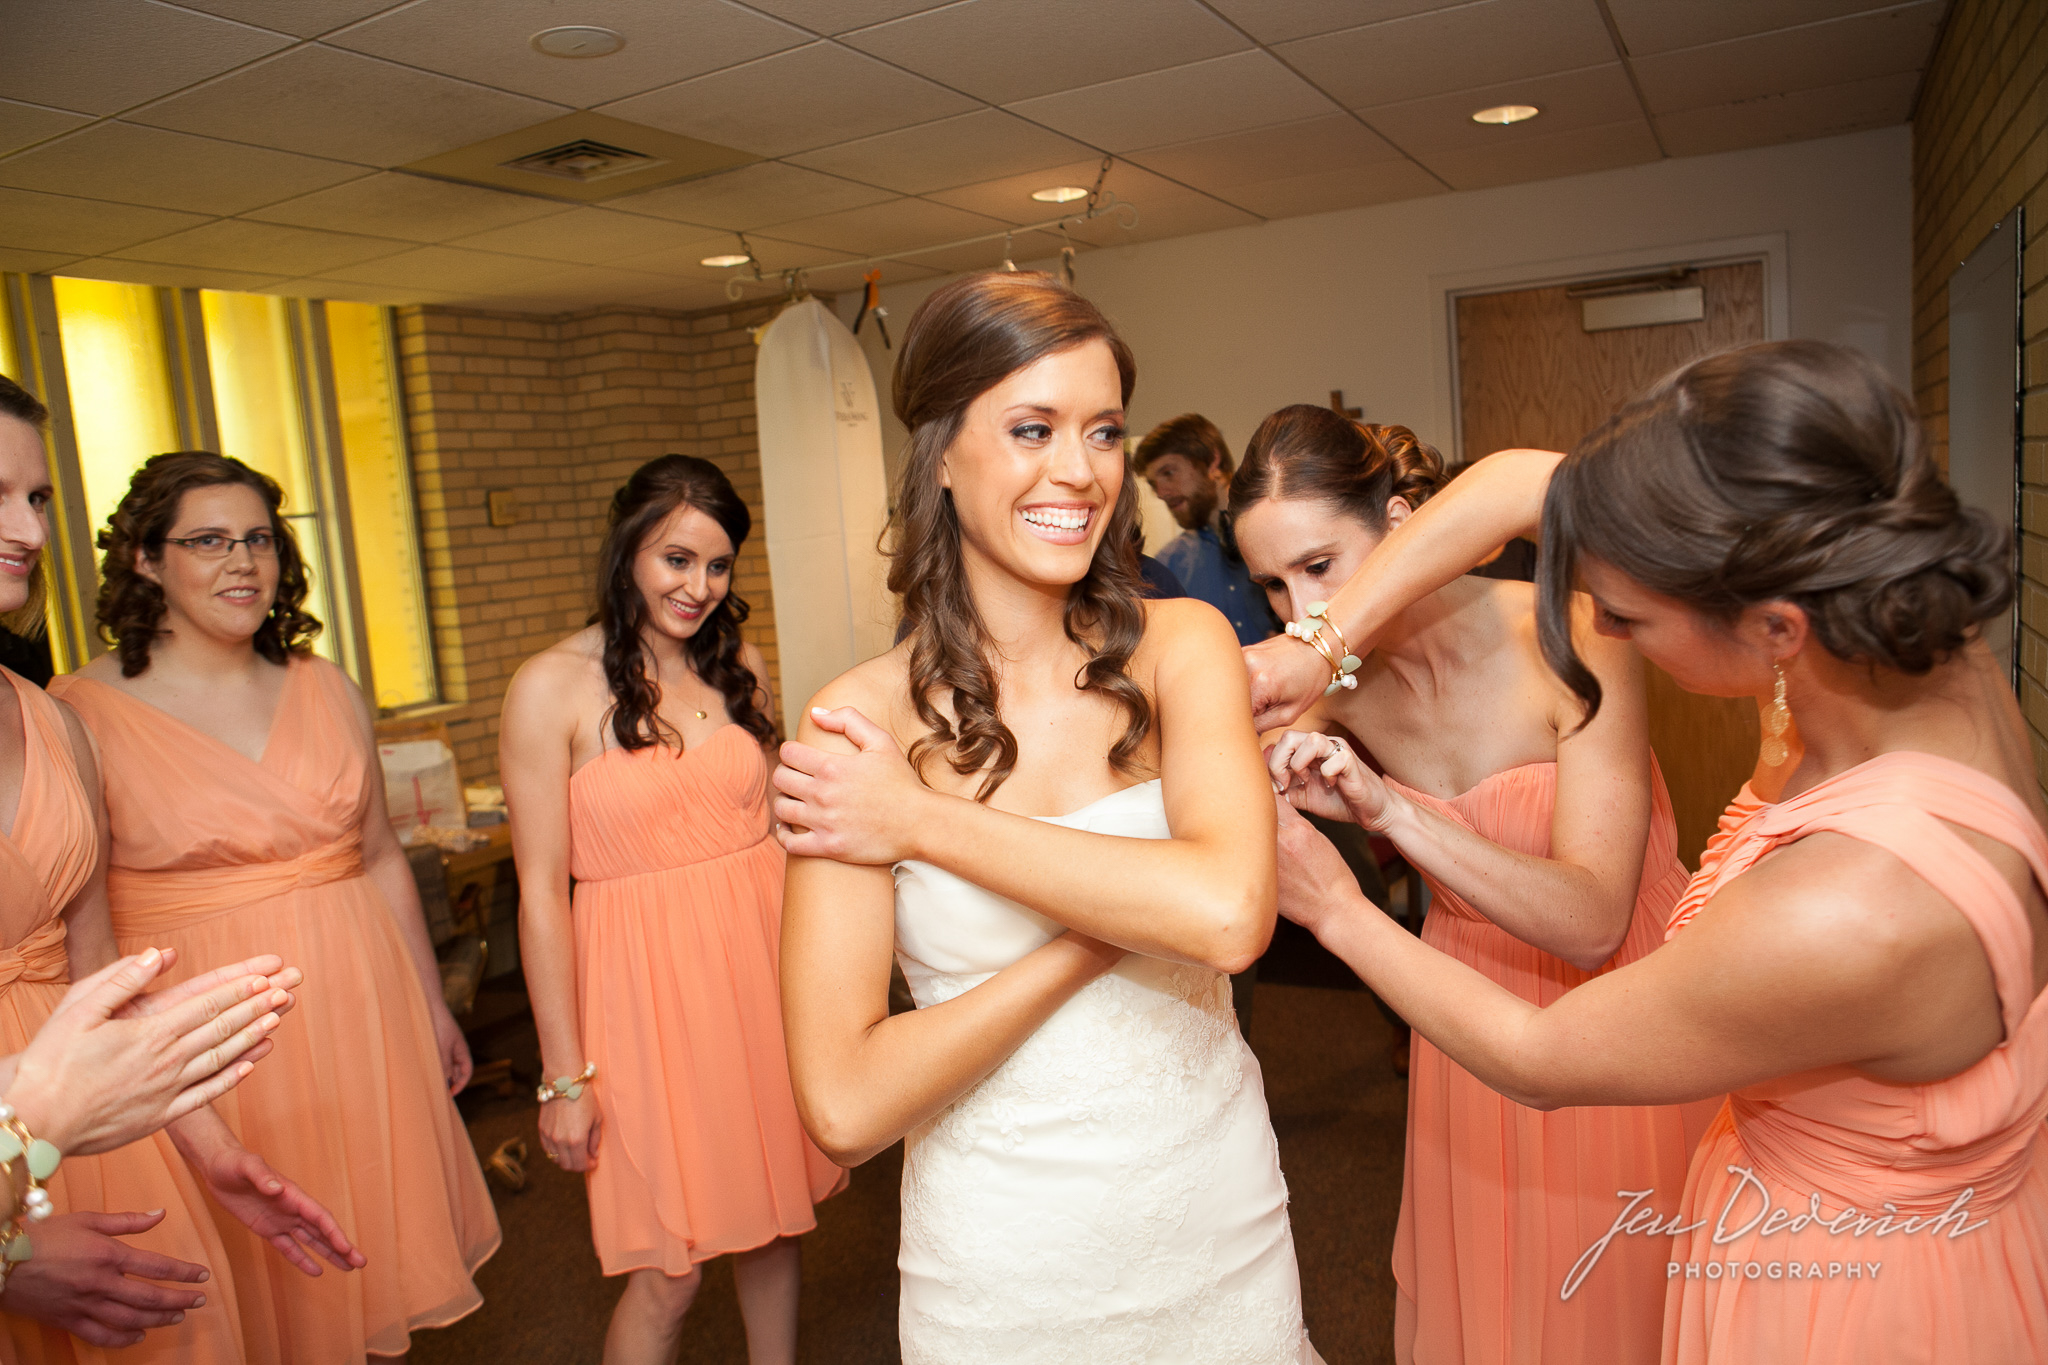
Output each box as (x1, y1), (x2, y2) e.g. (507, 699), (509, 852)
(778, 600), (1277, 1168)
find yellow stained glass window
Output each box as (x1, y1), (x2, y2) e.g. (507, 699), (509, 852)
(51, 278), (179, 540)
(327, 301), (435, 709)
(0, 280), (19, 383)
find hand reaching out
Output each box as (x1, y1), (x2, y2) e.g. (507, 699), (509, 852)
(1, 1210), (212, 1348)
(1265, 731), (1400, 832)
(193, 1146), (365, 1277)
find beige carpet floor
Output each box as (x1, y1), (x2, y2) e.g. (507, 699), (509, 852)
(412, 970), (1406, 1365)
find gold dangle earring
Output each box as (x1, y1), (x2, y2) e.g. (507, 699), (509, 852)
(1760, 662), (1791, 767)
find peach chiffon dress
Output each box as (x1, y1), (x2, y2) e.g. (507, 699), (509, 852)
(1661, 752), (2048, 1364)
(0, 667), (246, 1365)
(1384, 760), (1712, 1365)
(49, 657), (499, 1362)
(567, 724), (843, 1275)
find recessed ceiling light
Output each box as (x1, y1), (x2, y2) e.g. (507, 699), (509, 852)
(701, 253), (752, 268)
(531, 26), (626, 58)
(1030, 185), (1090, 203)
(1471, 104), (1540, 125)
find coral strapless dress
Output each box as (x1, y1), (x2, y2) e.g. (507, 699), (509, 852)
(568, 726), (843, 1275)
(52, 658), (499, 1362)
(1385, 760), (1714, 1365)
(0, 667), (245, 1365)
(1661, 753), (2048, 1364)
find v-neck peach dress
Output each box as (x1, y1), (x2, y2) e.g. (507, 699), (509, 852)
(566, 725), (844, 1275)
(0, 667), (246, 1365)
(1660, 753), (2048, 1364)
(50, 657), (499, 1363)
(1384, 760), (1713, 1365)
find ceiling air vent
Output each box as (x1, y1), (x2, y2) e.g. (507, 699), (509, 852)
(502, 138), (665, 184)
(400, 111), (759, 204)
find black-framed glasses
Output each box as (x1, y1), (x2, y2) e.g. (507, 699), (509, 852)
(162, 531), (280, 560)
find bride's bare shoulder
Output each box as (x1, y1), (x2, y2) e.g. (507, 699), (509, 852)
(1134, 595), (1248, 674)
(803, 640), (919, 748)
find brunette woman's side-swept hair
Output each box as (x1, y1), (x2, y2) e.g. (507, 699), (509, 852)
(95, 452), (321, 677)
(593, 454), (775, 752)
(0, 374), (51, 638)
(1537, 339), (2014, 723)
(888, 270), (1149, 801)
(1230, 403), (1447, 527)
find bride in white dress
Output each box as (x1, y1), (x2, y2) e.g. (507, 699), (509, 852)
(775, 271), (1317, 1364)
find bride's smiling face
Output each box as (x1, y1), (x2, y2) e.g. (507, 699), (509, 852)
(941, 340), (1127, 590)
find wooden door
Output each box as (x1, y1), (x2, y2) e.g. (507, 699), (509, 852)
(1456, 262), (1766, 869)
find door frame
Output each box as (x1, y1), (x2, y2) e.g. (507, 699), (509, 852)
(1429, 231), (1790, 461)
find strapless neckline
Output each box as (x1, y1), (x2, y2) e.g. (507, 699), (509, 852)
(1026, 777), (1162, 824)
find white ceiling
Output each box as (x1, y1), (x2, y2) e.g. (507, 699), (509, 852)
(0, 0), (1945, 315)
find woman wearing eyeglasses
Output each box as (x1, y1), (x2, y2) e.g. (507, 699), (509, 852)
(51, 452), (499, 1363)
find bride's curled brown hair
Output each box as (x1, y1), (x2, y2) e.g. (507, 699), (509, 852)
(889, 270), (1147, 800)
(1230, 404), (1446, 524)
(594, 454), (775, 751)
(1538, 339), (2014, 720)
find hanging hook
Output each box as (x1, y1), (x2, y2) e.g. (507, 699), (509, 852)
(1058, 221), (1076, 288)
(1001, 230), (1017, 272)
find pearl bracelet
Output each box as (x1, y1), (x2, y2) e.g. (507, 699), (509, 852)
(1283, 601), (1362, 696)
(537, 1062), (597, 1104)
(0, 1100), (64, 1293)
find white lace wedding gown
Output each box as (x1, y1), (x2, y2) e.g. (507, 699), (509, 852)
(892, 779), (1317, 1364)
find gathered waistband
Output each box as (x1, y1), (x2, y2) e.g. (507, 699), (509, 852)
(571, 832), (779, 885)
(0, 918), (69, 991)
(110, 837), (365, 935)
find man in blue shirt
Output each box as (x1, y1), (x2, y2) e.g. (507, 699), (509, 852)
(1134, 414), (1272, 646)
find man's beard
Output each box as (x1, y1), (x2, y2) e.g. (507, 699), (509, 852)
(1177, 479), (1219, 530)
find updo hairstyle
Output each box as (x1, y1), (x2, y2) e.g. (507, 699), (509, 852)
(1537, 339), (2014, 720)
(95, 451), (321, 677)
(889, 270), (1148, 800)
(1229, 403), (1448, 528)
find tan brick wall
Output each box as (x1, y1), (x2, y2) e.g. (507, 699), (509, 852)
(1910, 0), (2048, 790)
(396, 295), (788, 782)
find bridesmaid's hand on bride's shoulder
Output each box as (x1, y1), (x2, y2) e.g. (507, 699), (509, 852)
(773, 706), (929, 865)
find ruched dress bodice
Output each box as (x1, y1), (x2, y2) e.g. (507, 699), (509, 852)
(566, 726), (842, 1275)
(891, 780), (1314, 1365)
(1661, 753), (2048, 1364)
(1381, 758), (1711, 1365)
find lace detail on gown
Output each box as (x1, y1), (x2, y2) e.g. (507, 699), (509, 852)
(892, 781), (1313, 1365)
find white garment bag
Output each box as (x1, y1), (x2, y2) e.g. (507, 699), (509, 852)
(753, 297), (894, 736)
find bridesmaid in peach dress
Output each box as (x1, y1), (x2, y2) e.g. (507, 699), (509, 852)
(1257, 341), (2048, 1362)
(500, 455), (841, 1365)
(0, 388), (358, 1362)
(1234, 408), (1708, 1363)
(50, 452), (498, 1362)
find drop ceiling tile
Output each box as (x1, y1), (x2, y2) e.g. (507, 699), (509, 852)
(59, 257), (290, 292)
(763, 197), (1011, 254)
(1223, 158), (1448, 218)
(0, 99), (93, 158)
(0, 122), (367, 215)
(259, 276), (468, 306)
(1060, 187), (1261, 246)
(476, 263), (683, 308)
(875, 230), (1070, 277)
(1413, 117), (1659, 191)
(1631, 1), (1943, 115)
(1126, 115), (1405, 199)
(0, 0), (292, 116)
(447, 206), (721, 265)
(0, 186), (211, 255)
(1359, 63), (1639, 152)
(788, 109), (1093, 194)
(743, 0), (955, 36)
(329, 0), (810, 107)
(923, 158), (1188, 224)
(1007, 51), (1338, 153)
(171, 1), (412, 39)
(318, 244), (586, 291)
(615, 231), (853, 279)
(242, 171), (574, 242)
(1275, 0), (1617, 109)
(607, 161), (898, 230)
(112, 218), (409, 275)
(628, 280), (751, 312)
(1607, 0), (1908, 57)
(1653, 70), (1919, 158)
(600, 43), (978, 158)
(844, 0), (1249, 105)
(131, 45), (567, 167)
(0, 247), (85, 274)
(1204, 0), (1469, 45)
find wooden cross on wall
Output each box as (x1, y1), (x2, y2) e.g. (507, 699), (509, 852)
(1329, 390), (1362, 418)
